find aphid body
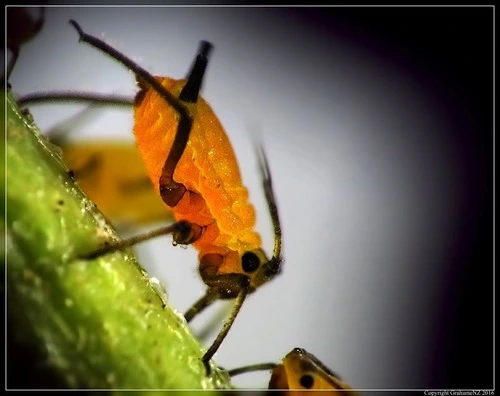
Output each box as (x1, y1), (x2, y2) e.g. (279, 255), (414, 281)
(135, 76), (268, 292)
(69, 21), (282, 371)
(269, 348), (354, 393)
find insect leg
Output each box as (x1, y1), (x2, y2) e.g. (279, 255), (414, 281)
(69, 20), (188, 119)
(227, 362), (278, 377)
(82, 221), (193, 259)
(69, 21), (193, 208)
(202, 286), (250, 374)
(184, 271), (251, 323)
(184, 288), (220, 323)
(69, 20), (206, 247)
(17, 92), (133, 107)
(190, 273), (251, 373)
(158, 40), (212, 207)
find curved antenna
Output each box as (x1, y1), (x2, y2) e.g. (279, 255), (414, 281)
(256, 143), (283, 278)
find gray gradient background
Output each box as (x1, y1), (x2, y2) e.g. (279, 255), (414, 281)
(7, 6), (493, 390)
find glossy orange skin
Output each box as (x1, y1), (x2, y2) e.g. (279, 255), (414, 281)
(269, 349), (354, 394)
(134, 76), (262, 273)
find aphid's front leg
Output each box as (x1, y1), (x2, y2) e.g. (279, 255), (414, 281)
(82, 220), (195, 259)
(185, 273), (251, 374)
(227, 362), (278, 377)
(184, 288), (219, 323)
(184, 271), (250, 322)
(202, 286), (249, 374)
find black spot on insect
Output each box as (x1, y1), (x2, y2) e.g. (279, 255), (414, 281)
(300, 374), (314, 389)
(242, 252), (260, 273)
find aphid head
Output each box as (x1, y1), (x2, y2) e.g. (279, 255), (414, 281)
(239, 248), (282, 290)
(269, 348), (353, 391)
(200, 246), (281, 296)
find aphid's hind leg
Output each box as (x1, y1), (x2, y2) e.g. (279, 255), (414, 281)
(68, 21), (207, 252)
(69, 20), (195, 207)
(157, 41), (213, 207)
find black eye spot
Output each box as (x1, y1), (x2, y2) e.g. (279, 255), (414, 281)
(241, 252), (260, 273)
(300, 374), (314, 389)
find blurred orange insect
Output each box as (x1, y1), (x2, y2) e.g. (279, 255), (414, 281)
(16, 94), (173, 229)
(69, 20), (283, 372)
(62, 140), (174, 228)
(229, 348), (355, 394)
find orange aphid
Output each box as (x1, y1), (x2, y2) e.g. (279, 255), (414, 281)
(229, 348), (355, 394)
(270, 348), (354, 393)
(70, 21), (282, 373)
(135, 76), (262, 275)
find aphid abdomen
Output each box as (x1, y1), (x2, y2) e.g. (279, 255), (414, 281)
(134, 76), (261, 253)
(134, 76), (178, 193)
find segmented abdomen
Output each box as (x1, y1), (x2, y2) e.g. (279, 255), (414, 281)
(133, 76), (261, 255)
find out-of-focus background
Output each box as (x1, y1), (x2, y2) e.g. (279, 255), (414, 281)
(6, 5), (493, 390)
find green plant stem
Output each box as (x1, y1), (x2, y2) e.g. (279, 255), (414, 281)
(3, 91), (232, 390)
